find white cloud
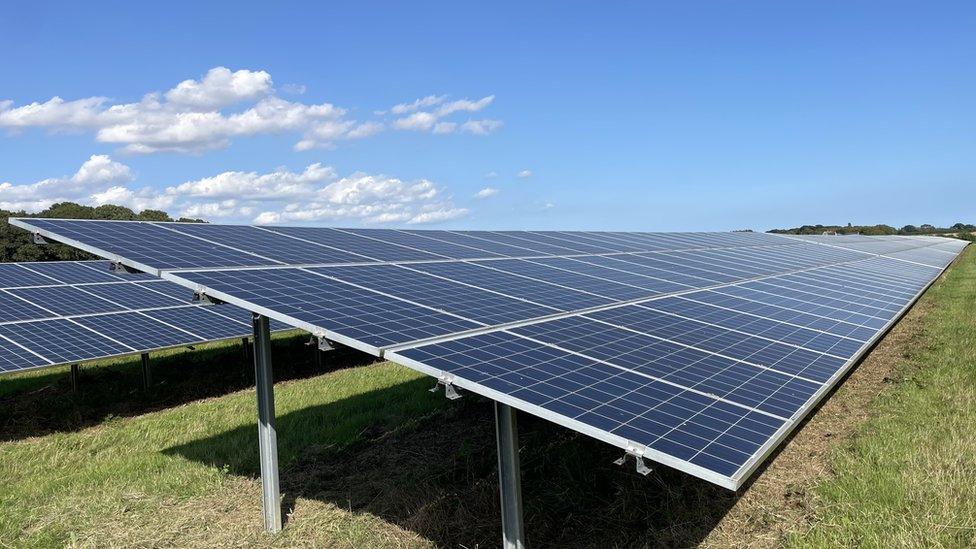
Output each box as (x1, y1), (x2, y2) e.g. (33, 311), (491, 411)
(164, 67), (272, 110)
(390, 94), (498, 135)
(517, 169), (532, 178)
(0, 68), (498, 153)
(460, 119), (503, 135)
(484, 171), (498, 179)
(390, 95), (446, 115)
(0, 155), (467, 226)
(280, 83), (307, 95)
(475, 187), (499, 199)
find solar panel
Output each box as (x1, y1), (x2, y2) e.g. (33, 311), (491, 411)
(0, 259), (286, 376)
(8, 217), (966, 489)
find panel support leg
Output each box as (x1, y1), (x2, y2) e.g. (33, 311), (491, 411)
(495, 402), (525, 549)
(140, 353), (151, 390)
(241, 337), (251, 379)
(69, 364), (80, 393)
(253, 314), (282, 533)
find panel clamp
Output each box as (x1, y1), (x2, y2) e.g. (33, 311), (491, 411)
(429, 374), (462, 400)
(193, 291), (226, 305)
(110, 261), (143, 274)
(614, 445), (652, 476)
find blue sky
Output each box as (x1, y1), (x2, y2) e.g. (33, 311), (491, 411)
(1, 1), (973, 231)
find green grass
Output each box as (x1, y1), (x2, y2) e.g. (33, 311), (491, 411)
(0, 335), (448, 548)
(789, 246), (976, 547)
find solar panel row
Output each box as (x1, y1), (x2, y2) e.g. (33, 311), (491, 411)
(8, 218), (966, 490)
(0, 260), (280, 375)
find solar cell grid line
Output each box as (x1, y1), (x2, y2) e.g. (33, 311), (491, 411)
(711, 285), (891, 329)
(72, 311), (209, 350)
(758, 276), (910, 312)
(77, 281), (190, 309)
(0, 290), (60, 322)
(744, 279), (904, 317)
(0, 318), (136, 365)
(267, 226), (447, 262)
(143, 305), (252, 340)
(678, 290), (881, 341)
(570, 254), (725, 288)
(166, 267), (482, 351)
(157, 222), (372, 265)
(549, 231), (653, 252)
(803, 264), (925, 295)
(6, 285), (129, 316)
(736, 278), (908, 320)
(523, 256), (695, 294)
(779, 270), (919, 301)
(0, 263), (63, 288)
(489, 231), (608, 254)
(581, 305), (844, 382)
(507, 316), (820, 418)
(645, 296), (866, 357)
(634, 299), (863, 359)
(12, 218), (282, 273)
(603, 253), (742, 284)
(341, 228), (506, 259)
(309, 264), (558, 325)
(469, 258), (659, 301)
(19, 260), (126, 284)
(400, 229), (556, 257)
(0, 335), (53, 373)
(680, 248), (824, 276)
(452, 230), (583, 255)
(647, 250), (763, 279)
(406, 260), (615, 310)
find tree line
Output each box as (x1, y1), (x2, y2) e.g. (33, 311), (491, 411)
(769, 222), (976, 241)
(0, 202), (202, 262)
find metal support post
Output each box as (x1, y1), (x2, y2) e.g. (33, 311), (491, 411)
(252, 313), (282, 533)
(495, 402), (525, 549)
(69, 364), (80, 393)
(241, 337), (251, 378)
(140, 353), (151, 390)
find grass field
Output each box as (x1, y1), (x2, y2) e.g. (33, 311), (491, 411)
(1, 246), (973, 548)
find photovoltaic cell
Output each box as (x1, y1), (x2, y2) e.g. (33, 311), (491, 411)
(311, 264), (556, 325)
(6, 286), (127, 316)
(21, 261), (124, 284)
(172, 267), (481, 347)
(0, 319), (134, 364)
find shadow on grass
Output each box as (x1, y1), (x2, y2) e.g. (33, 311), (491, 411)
(165, 386), (742, 548)
(0, 333), (378, 442)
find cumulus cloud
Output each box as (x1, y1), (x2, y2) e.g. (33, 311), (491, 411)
(0, 68), (499, 153)
(0, 155), (467, 226)
(474, 187), (499, 199)
(517, 169), (533, 178)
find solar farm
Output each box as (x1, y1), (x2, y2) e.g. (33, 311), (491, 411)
(1, 219), (973, 547)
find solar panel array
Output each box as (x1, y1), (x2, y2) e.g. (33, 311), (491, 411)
(0, 260), (280, 375)
(11, 218), (967, 488)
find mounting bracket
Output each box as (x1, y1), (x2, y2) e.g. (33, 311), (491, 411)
(193, 291), (226, 305)
(306, 336), (335, 351)
(614, 446), (652, 476)
(110, 261), (143, 274)
(32, 233), (50, 245)
(429, 375), (462, 400)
